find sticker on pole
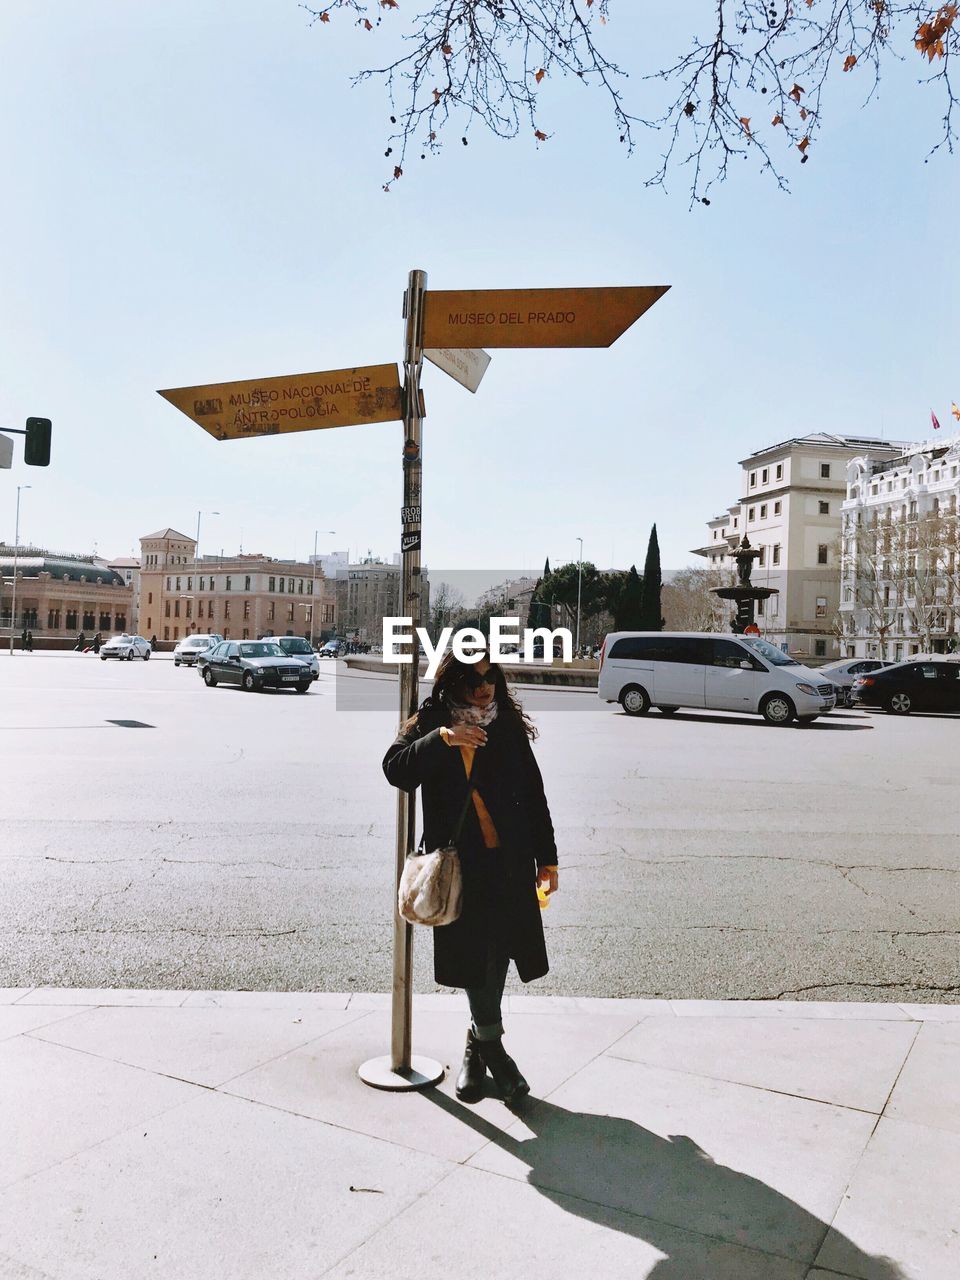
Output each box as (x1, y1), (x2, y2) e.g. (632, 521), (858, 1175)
(401, 505), (421, 524)
(401, 532), (422, 553)
(158, 364), (403, 441)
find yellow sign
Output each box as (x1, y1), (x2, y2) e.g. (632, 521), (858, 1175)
(421, 286), (669, 350)
(158, 364), (403, 441)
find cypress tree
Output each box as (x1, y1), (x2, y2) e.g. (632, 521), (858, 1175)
(639, 524), (663, 631)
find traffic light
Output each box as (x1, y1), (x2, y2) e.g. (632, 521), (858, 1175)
(24, 417), (51, 466)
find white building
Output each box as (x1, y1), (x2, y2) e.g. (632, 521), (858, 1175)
(839, 435), (960, 660)
(693, 433), (909, 660)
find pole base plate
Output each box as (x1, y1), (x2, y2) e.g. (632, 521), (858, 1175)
(358, 1054), (445, 1092)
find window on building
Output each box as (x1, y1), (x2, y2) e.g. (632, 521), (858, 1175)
(245, 576), (251, 591)
(198, 601), (204, 619)
(773, 501), (781, 515)
(224, 601), (230, 618)
(814, 639), (827, 657)
(242, 628), (249, 639)
(174, 600), (180, 617)
(225, 576), (232, 591)
(298, 579), (304, 594)
(166, 577), (171, 590)
(909, 501), (917, 518)
(733, 516), (738, 528)
(775, 463), (783, 480)
(820, 463), (831, 479)
(287, 604), (295, 622)
(713, 531), (718, 540)
(174, 627), (179, 640)
(817, 545), (829, 565)
(771, 595), (779, 616)
(165, 601), (170, 618)
(243, 601), (250, 619)
(268, 601), (275, 621)
(819, 500), (829, 515)
(758, 547), (766, 566)
(269, 577), (276, 592)
(748, 507), (755, 521)
(884, 586), (891, 606)
(278, 578), (285, 593)
(209, 578), (215, 591)
(148, 592), (153, 604)
(816, 597), (827, 617)
(187, 577), (192, 591)
(772, 544), (781, 565)
(164, 626), (169, 640)
(760, 504), (768, 519)
(749, 471), (757, 487)
(761, 468), (768, 484)
(176, 577), (181, 591)
(185, 601), (192, 619)
(99, 612), (111, 631)
(757, 598), (764, 616)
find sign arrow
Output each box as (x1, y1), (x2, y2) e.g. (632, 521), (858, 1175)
(158, 364), (403, 441)
(423, 347), (491, 394)
(421, 285), (669, 350)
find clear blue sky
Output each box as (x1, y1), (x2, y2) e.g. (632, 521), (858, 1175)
(0, 1), (956, 577)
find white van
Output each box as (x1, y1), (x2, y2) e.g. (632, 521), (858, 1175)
(598, 632), (836, 725)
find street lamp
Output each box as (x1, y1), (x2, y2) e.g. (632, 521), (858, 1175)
(309, 530), (336, 648)
(8, 484), (31, 655)
(575, 536), (584, 655)
(195, 510), (220, 576)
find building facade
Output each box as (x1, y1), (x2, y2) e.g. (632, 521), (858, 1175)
(0, 546), (132, 639)
(105, 557), (141, 632)
(838, 436), (960, 660)
(335, 557), (430, 645)
(692, 434), (910, 660)
(137, 528), (336, 644)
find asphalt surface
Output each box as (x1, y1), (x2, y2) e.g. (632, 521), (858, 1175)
(2, 652), (958, 1001)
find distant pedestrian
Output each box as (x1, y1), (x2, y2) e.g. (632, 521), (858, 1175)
(20, 629), (27, 651)
(25, 630), (33, 652)
(383, 649), (558, 1106)
(150, 635), (158, 651)
(74, 631), (86, 652)
(93, 633), (102, 654)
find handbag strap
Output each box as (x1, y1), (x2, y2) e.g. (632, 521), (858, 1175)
(450, 773), (479, 846)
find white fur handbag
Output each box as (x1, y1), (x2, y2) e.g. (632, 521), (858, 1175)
(398, 776), (477, 927)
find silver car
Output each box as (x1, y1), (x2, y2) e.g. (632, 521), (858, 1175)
(818, 658), (890, 707)
(259, 635), (320, 680)
(173, 633), (223, 667)
(100, 634), (151, 661)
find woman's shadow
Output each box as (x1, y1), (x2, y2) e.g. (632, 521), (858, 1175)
(427, 1090), (905, 1279)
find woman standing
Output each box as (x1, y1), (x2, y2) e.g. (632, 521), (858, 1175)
(383, 650), (559, 1105)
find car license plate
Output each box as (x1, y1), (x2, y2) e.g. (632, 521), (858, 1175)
(282, 675), (299, 681)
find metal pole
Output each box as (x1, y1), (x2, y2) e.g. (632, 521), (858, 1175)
(309, 530), (318, 647)
(9, 486), (28, 656)
(575, 537), (583, 654)
(358, 267), (442, 1092)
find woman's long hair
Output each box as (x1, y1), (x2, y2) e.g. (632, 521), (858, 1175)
(404, 649), (537, 740)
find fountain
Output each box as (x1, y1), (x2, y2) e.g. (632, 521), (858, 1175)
(712, 536), (779, 634)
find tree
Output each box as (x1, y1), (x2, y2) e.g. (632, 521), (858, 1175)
(428, 580), (466, 641)
(661, 566), (733, 632)
(638, 524), (663, 631)
(605, 564), (645, 630)
(308, 1), (959, 201)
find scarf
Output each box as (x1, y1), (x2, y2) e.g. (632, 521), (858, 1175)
(447, 697), (499, 728)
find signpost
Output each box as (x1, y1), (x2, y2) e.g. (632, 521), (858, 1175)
(158, 365), (402, 441)
(159, 270), (669, 1094)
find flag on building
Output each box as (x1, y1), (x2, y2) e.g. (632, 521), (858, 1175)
(952, 401), (960, 421)
(931, 408), (941, 431)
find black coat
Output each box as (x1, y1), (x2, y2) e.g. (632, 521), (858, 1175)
(383, 702), (558, 989)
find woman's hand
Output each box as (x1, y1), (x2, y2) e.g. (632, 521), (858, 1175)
(537, 865), (559, 896)
(440, 724), (488, 748)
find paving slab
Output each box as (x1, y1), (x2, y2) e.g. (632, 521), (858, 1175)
(671, 1000), (914, 1020)
(0, 1090), (450, 1280)
(28, 1003), (368, 1088)
(898, 1002), (960, 1021)
(180, 990), (351, 1010)
(884, 1020), (960, 1136)
(608, 1015), (918, 1112)
(223, 1006), (638, 1165)
(23, 987), (187, 1007)
(323, 1162), (808, 1280)
(815, 1117), (960, 1280)
(0, 991), (34, 1006)
(0, 1035), (200, 1189)
(467, 1052), (877, 1265)
(0, 1005), (92, 1042)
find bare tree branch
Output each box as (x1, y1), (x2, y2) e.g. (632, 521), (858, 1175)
(304, 0), (959, 199)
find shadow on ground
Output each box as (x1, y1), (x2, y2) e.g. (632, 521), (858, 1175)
(428, 1091), (903, 1279)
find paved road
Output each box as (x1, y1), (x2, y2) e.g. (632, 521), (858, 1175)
(2, 653), (958, 1000)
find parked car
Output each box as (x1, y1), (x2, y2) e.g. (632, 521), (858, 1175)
(850, 659), (960, 715)
(100, 634), (151, 662)
(598, 631), (836, 725)
(817, 658), (891, 707)
(318, 640), (342, 658)
(200, 640), (312, 693)
(259, 635), (319, 680)
(173, 633), (223, 667)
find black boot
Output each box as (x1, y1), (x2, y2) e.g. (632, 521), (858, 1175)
(455, 1029), (487, 1103)
(477, 1036), (530, 1105)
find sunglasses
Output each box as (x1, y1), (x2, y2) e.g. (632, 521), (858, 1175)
(463, 667), (499, 690)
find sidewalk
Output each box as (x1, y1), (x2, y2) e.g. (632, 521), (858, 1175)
(2, 990), (957, 1280)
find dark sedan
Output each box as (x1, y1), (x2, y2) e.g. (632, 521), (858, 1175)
(851, 659), (960, 715)
(200, 640), (311, 693)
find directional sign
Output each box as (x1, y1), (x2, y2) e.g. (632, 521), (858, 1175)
(0, 434), (12, 470)
(424, 347), (491, 394)
(158, 364), (403, 441)
(421, 286), (669, 350)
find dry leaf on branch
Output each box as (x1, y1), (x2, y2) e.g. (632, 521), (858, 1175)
(534, 129), (548, 141)
(772, 113), (783, 125)
(432, 87), (441, 102)
(739, 117), (752, 134)
(535, 68), (546, 84)
(319, 10), (330, 21)
(380, 0), (399, 8)
(393, 165), (403, 178)
(789, 83), (805, 102)
(442, 44), (452, 55)
(843, 54), (857, 70)
(364, 18), (373, 30)
(797, 136), (810, 152)
(915, 5), (958, 61)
